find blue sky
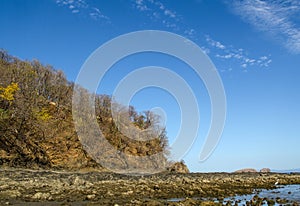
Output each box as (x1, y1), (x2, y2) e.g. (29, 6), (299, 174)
(1, 0), (300, 172)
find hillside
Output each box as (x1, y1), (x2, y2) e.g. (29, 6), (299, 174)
(0, 50), (187, 173)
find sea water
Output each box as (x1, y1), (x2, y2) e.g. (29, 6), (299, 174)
(167, 184), (300, 205)
(224, 184), (300, 205)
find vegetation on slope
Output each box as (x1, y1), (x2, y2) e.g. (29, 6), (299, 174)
(0, 50), (188, 173)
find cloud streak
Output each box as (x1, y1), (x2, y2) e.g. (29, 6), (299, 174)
(55, 0), (110, 22)
(229, 0), (300, 54)
(132, 0), (180, 29)
(206, 36), (226, 50)
(55, 0), (273, 72)
(132, 0), (272, 71)
(206, 35), (272, 71)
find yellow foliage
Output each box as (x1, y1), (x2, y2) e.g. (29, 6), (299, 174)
(35, 108), (52, 121)
(0, 82), (19, 102)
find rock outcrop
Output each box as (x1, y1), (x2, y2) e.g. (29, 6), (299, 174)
(234, 168), (258, 173)
(1, 169), (300, 205)
(260, 168), (271, 173)
(234, 168), (272, 173)
(167, 161), (190, 173)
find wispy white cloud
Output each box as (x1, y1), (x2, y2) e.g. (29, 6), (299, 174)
(207, 34), (272, 70)
(89, 7), (109, 21)
(241, 63), (247, 68)
(164, 9), (176, 18)
(55, 0), (110, 22)
(206, 35), (226, 50)
(72, 9), (79, 13)
(56, 0), (87, 12)
(229, 0), (300, 54)
(132, 0), (180, 30)
(132, 0), (272, 71)
(184, 29), (196, 37)
(135, 0), (150, 11)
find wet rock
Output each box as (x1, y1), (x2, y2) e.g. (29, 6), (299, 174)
(276, 197), (288, 204)
(179, 197), (198, 205)
(199, 201), (222, 206)
(32, 192), (51, 200)
(73, 176), (85, 186)
(0, 190), (21, 198)
(266, 198), (275, 206)
(122, 190), (133, 195)
(153, 185), (160, 190)
(86, 194), (96, 200)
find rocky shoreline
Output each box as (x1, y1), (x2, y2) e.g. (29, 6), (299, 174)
(1, 169), (300, 205)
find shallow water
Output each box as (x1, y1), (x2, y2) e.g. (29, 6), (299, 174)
(167, 184), (300, 205)
(224, 184), (300, 205)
